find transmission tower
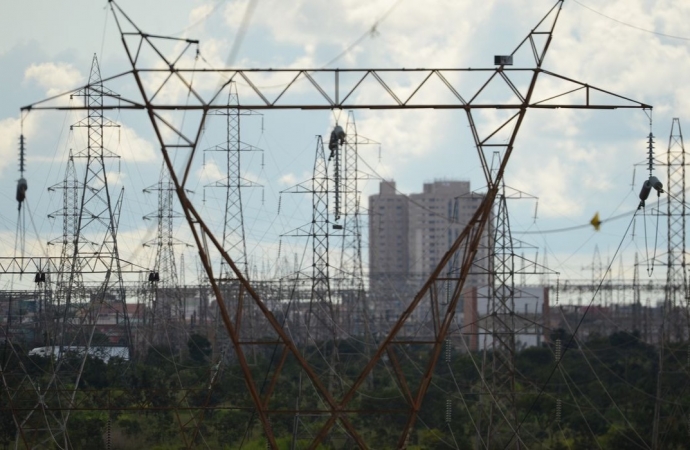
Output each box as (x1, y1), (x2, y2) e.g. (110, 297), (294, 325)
(143, 162), (187, 345)
(67, 53), (129, 348)
(664, 118), (686, 338)
(204, 82), (262, 280)
(23, 54), (131, 447)
(20, 0), (652, 446)
(47, 151), (83, 343)
(282, 137), (338, 345)
(632, 252), (642, 337)
(280, 135), (346, 445)
(337, 112), (371, 338)
(652, 118), (688, 449)
(310, 137), (336, 343)
(591, 245), (603, 288)
(487, 185), (520, 448)
(203, 82), (262, 363)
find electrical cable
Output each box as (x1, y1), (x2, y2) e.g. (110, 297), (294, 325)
(321, 0), (405, 68)
(516, 206), (637, 235)
(641, 195), (661, 276)
(225, 0), (259, 68)
(572, 0), (690, 42)
(196, 0), (404, 91)
(503, 208), (638, 449)
(169, 0), (229, 37)
(557, 309), (652, 449)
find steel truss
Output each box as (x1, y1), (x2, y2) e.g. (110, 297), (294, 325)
(652, 119), (688, 449)
(662, 119), (687, 338)
(204, 82), (262, 280)
(19, 1), (651, 448)
(337, 112), (373, 341)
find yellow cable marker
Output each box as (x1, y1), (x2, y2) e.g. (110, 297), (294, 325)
(590, 212), (602, 231)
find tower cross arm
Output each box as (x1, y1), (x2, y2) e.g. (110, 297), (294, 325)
(20, 67), (651, 112)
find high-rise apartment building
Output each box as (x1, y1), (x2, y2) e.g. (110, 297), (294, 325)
(368, 181), (409, 285)
(368, 180), (487, 322)
(408, 180), (483, 279)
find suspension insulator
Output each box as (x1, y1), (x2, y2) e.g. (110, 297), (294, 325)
(639, 175), (663, 207)
(16, 178), (27, 204)
(638, 181), (651, 204)
(648, 175), (663, 193)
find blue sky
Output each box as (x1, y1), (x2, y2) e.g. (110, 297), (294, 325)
(0, 0), (688, 294)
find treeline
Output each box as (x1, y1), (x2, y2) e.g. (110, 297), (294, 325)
(1, 330), (689, 449)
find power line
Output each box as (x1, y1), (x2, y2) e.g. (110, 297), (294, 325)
(504, 208), (639, 449)
(573, 0), (690, 41)
(321, 0), (405, 68)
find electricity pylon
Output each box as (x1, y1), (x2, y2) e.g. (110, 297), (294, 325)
(21, 1), (652, 447)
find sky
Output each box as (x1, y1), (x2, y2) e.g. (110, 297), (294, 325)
(0, 0), (688, 294)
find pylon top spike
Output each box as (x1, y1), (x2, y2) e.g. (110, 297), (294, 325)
(88, 53), (102, 86)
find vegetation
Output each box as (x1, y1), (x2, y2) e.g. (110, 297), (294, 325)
(1, 330), (689, 449)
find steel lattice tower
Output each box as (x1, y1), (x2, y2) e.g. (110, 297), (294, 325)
(18, 1), (654, 445)
(47, 151), (84, 338)
(205, 82), (261, 279)
(286, 136), (346, 445)
(665, 118), (686, 335)
(591, 245), (603, 291)
(337, 112), (369, 337)
(69, 54), (129, 342)
(23, 54), (131, 447)
(309, 136), (336, 342)
(204, 82), (262, 362)
(652, 119), (688, 449)
(632, 252), (642, 337)
(144, 164), (181, 289)
(281, 136), (338, 344)
(487, 186), (519, 449)
(143, 162), (186, 344)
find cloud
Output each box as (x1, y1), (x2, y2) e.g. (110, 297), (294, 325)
(278, 173), (296, 185)
(106, 171), (126, 186)
(24, 62), (85, 96)
(197, 160), (224, 183)
(117, 124), (158, 163)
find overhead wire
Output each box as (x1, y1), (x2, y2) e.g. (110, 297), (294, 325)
(503, 208), (638, 449)
(196, 0), (405, 92)
(641, 195), (661, 276)
(20, 1), (675, 446)
(169, 0), (229, 37)
(223, 0), (259, 68)
(557, 309), (652, 449)
(321, 0), (406, 68)
(572, 0), (690, 42)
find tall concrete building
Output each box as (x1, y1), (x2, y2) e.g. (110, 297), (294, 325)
(407, 180), (483, 279)
(369, 181), (409, 286)
(368, 180), (487, 323)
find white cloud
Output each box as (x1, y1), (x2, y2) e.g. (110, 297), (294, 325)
(24, 62), (85, 96)
(197, 160), (224, 183)
(4, 0), (687, 288)
(278, 173), (297, 185)
(106, 171), (126, 186)
(117, 124), (158, 163)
